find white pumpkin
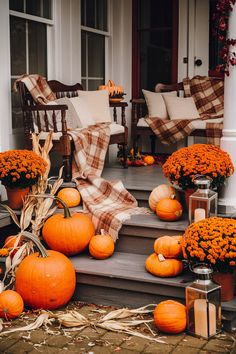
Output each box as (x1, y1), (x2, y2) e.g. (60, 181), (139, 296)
(148, 184), (180, 211)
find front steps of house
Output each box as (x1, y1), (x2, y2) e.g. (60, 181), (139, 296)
(69, 166), (236, 322)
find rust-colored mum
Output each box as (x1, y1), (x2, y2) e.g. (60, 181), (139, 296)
(0, 150), (47, 189)
(162, 144), (234, 190)
(182, 217), (236, 273)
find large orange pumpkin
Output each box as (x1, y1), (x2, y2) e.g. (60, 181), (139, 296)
(154, 300), (187, 334)
(0, 290), (24, 319)
(57, 188), (81, 209)
(42, 199), (95, 256)
(145, 253), (183, 277)
(148, 184), (179, 211)
(156, 198), (183, 221)
(154, 235), (183, 258)
(89, 234), (115, 259)
(15, 232), (76, 310)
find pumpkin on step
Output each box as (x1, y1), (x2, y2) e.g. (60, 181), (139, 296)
(42, 197), (95, 256)
(89, 233), (115, 259)
(156, 198), (183, 221)
(145, 253), (183, 277)
(15, 232), (76, 310)
(154, 235), (183, 258)
(148, 184), (179, 211)
(0, 290), (24, 319)
(154, 300), (187, 334)
(57, 188), (81, 208)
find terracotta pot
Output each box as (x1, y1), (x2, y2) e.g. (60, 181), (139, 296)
(213, 271), (235, 302)
(184, 188), (195, 209)
(6, 186), (30, 210)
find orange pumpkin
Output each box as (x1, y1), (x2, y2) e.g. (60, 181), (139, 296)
(57, 188), (81, 209)
(148, 184), (180, 211)
(154, 236), (183, 258)
(0, 290), (24, 319)
(42, 204), (95, 256)
(15, 232), (76, 310)
(89, 234), (115, 259)
(4, 235), (23, 257)
(145, 253), (183, 277)
(154, 300), (187, 334)
(144, 155), (155, 165)
(156, 198), (183, 221)
(98, 80), (124, 97)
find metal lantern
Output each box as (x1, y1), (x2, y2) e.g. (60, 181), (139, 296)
(186, 264), (221, 338)
(189, 175), (218, 224)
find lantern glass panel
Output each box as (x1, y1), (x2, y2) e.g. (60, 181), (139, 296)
(189, 189), (217, 224)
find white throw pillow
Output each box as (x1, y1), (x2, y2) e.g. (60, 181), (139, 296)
(69, 96), (95, 128)
(77, 89), (111, 123)
(142, 89), (177, 119)
(163, 96), (200, 120)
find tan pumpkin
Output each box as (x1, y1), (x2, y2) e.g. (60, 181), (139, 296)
(154, 235), (183, 258)
(156, 198), (183, 221)
(154, 300), (187, 334)
(57, 188), (81, 208)
(148, 184), (179, 211)
(145, 253), (183, 277)
(0, 290), (24, 319)
(89, 233), (115, 259)
(144, 155), (155, 165)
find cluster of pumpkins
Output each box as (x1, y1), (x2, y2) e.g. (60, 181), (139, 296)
(149, 184), (183, 221)
(146, 235), (184, 278)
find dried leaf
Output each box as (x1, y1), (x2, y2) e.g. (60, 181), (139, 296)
(100, 304), (155, 321)
(0, 313), (50, 335)
(0, 319), (3, 333)
(0, 204), (20, 228)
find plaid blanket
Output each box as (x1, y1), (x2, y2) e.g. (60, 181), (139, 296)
(145, 76), (224, 146)
(14, 74), (56, 103)
(71, 123), (145, 242)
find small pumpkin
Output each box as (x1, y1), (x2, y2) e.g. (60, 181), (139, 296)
(145, 253), (183, 277)
(0, 290), (24, 319)
(144, 155), (155, 165)
(154, 235), (183, 258)
(57, 188), (81, 209)
(0, 248), (9, 257)
(98, 80), (124, 97)
(89, 233), (115, 259)
(4, 235), (23, 249)
(42, 197), (95, 256)
(156, 198), (183, 221)
(15, 232), (76, 310)
(153, 300), (187, 334)
(148, 184), (180, 211)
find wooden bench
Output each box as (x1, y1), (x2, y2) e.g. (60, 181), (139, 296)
(131, 82), (222, 154)
(17, 80), (128, 182)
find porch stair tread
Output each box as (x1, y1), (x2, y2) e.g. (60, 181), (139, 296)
(70, 251), (236, 312)
(122, 213), (188, 230)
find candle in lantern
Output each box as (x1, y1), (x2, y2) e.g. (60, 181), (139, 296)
(194, 299), (216, 337)
(194, 208), (206, 223)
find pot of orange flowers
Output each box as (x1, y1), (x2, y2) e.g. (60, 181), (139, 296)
(182, 217), (236, 302)
(162, 144), (234, 209)
(0, 150), (47, 209)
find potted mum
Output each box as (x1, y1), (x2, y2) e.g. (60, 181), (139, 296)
(182, 217), (236, 301)
(162, 144), (234, 192)
(0, 150), (47, 209)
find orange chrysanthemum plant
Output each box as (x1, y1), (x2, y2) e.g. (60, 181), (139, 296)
(182, 217), (236, 273)
(0, 150), (47, 189)
(162, 144), (234, 191)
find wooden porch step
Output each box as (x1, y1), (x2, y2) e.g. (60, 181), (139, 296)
(70, 251), (236, 313)
(118, 213), (188, 255)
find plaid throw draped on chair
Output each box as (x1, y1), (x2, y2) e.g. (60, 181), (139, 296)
(71, 123), (145, 242)
(14, 74), (56, 103)
(145, 76), (224, 146)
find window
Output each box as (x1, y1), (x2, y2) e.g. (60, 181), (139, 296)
(9, 0), (52, 130)
(81, 0), (108, 90)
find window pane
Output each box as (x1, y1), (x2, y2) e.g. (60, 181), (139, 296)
(82, 0), (107, 30)
(28, 21), (47, 76)
(88, 79), (104, 90)
(88, 33), (105, 77)
(10, 16), (26, 75)
(11, 79), (22, 130)
(81, 31), (87, 76)
(9, 0), (24, 12)
(86, 0), (95, 28)
(82, 79), (87, 89)
(81, 0), (85, 26)
(26, 0), (41, 17)
(43, 0), (52, 19)
(96, 0), (107, 31)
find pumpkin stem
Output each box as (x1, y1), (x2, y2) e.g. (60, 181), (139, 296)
(28, 193), (72, 219)
(21, 231), (48, 258)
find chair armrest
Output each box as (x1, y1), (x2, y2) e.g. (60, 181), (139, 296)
(109, 101), (128, 127)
